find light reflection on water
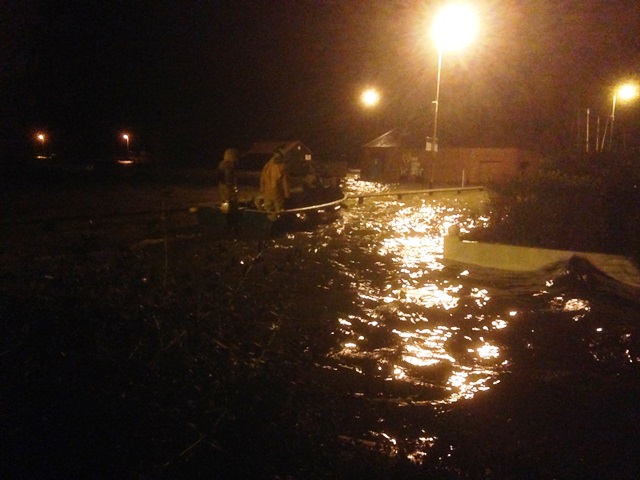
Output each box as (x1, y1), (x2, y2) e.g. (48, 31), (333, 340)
(275, 177), (639, 462)
(299, 178), (505, 458)
(329, 179), (500, 407)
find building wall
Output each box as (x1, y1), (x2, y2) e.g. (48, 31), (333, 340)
(458, 148), (543, 184)
(361, 148), (397, 182)
(361, 146), (544, 185)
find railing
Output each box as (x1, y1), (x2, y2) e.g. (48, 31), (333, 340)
(347, 186), (485, 204)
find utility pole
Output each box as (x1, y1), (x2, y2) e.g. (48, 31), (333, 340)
(585, 108), (590, 153)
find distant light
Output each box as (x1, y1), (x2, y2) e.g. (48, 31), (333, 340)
(361, 88), (380, 108)
(432, 4), (477, 52)
(617, 83), (639, 102)
(37, 133), (45, 142)
(122, 133), (130, 154)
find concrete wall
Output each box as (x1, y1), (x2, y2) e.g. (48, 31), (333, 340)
(443, 227), (640, 288)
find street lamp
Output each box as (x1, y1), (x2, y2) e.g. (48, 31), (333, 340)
(429, 4), (477, 185)
(122, 133), (130, 156)
(601, 83), (639, 152)
(361, 88), (381, 108)
(36, 133), (46, 157)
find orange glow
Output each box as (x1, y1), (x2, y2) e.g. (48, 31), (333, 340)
(122, 133), (130, 154)
(36, 133), (46, 142)
(432, 4), (477, 52)
(617, 83), (639, 102)
(361, 88), (380, 108)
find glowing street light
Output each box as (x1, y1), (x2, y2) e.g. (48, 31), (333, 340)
(429, 4), (477, 184)
(36, 133), (46, 156)
(432, 4), (477, 53)
(601, 82), (639, 152)
(361, 88), (381, 108)
(122, 133), (130, 156)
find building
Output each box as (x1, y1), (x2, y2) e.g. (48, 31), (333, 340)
(360, 129), (544, 185)
(437, 147), (544, 185)
(360, 129), (426, 183)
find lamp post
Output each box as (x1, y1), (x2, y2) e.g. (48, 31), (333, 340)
(36, 133), (46, 156)
(428, 4), (477, 185)
(122, 133), (130, 156)
(601, 83), (639, 152)
(429, 46), (443, 185)
(360, 87), (382, 137)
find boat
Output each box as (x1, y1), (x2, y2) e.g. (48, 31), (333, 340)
(190, 184), (347, 237)
(192, 142), (349, 237)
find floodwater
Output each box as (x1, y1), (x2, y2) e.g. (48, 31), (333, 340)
(270, 176), (640, 473)
(3, 172), (640, 477)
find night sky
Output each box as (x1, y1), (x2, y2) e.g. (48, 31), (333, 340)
(2, 0), (639, 164)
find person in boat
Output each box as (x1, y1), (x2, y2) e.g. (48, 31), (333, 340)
(218, 148), (239, 208)
(259, 148), (291, 215)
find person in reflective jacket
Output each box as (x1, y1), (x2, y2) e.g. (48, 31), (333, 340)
(259, 149), (290, 215)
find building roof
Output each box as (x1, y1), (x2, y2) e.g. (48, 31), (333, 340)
(362, 129), (402, 148)
(362, 127), (429, 149)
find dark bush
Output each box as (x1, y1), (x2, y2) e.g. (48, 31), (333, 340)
(473, 152), (640, 263)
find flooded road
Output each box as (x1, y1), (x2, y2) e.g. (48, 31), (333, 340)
(4, 173), (640, 478)
(269, 176), (640, 471)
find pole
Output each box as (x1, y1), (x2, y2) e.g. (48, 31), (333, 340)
(123, 134), (130, 157)
(601, 94), (617, 152)
(429, 47), (443, 186)
(610, 94), (617, 151)
(596, 116), (601, 152)
(585, 108), (590, 153)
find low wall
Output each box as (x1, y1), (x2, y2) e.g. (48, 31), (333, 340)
(443, 226), (640, 288)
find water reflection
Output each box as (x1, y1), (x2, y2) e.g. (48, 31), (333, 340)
(275, 177), (639, 463)
(327, 179), (500, 407)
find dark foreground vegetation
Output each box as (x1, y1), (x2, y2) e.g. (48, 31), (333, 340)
(471, 151), (640, 265)
(2, 238), (360, 479)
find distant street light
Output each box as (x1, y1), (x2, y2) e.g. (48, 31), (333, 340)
(36, 133), (46, 156)
(122, 133), (130, 156)
(428, 4), (477, 185)
(359, 87), (384, 149)
(361, 88), (381, 108)
(601, 82), (639, 152)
